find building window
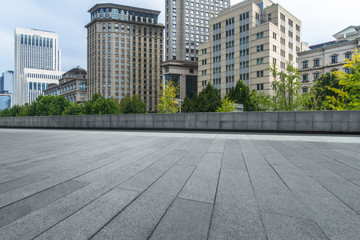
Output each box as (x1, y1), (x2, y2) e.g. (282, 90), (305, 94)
(302, 74), (309, 82)
(257, 71), (264, 78)
(257, 45), (264, 52)
(345, 52), (352, 60)
(331, 55), (338, 63)
(257, 58), (264, 65)
(314, 72), (320, 81)
(257, 32), (264, 39)
(314, 59), (320, 67)
(257, 84), (264, 90)
(303, 87), (308, 93)
(280, 13), (285, 21)
(344, 68), (351, 74)
(302, 61), (308, 69)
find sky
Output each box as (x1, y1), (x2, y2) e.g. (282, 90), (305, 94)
(0, 0), (359, 73)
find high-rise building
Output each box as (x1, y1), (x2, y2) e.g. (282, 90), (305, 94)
(86, 4), (165, 112)
(1, 71), (14, 93)
(298, 26), (360, 93)
(0, 91), (11, 111)
(164, 0), (229, 100)
(0, 71), (14, 107)
(44, 66), (88, 103)
(165, 0), (229, 62)
(14, 28), (63, 105)
(198, 0), (305, 97)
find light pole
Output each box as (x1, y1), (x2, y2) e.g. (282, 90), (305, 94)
(178, 98), (183, 113)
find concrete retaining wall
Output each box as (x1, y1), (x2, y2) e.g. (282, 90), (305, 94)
(0, 111), (359, 133)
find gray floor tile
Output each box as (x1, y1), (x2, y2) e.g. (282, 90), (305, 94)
(91, 164), (195, 240)
(149, 198), (212, 240)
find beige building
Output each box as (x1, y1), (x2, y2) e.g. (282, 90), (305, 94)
(44, 66), (87, 104)
(198, 0), (305, 97)
(86, 4), (164, 112)
(298, 26), (360, 93)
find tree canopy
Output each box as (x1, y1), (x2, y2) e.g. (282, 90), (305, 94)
(216, 97), (236, 112)
(82, 93), (120, 115)
(119, 95), (146, 114)
(269, 61), (301, 111)
(196, 83), (222, 112)
(158, 81), (180, 113)
(227, 80), (255, 111)
(300, 73), (340, 110)
(327, 49), (360, 110)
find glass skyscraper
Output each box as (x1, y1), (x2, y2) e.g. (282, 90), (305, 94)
(0, 71), (14, 107)
(14, 28), (63, 105)
(0, 92), (11, 111)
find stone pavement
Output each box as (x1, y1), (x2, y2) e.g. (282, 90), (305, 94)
(0, 129), (360, 240)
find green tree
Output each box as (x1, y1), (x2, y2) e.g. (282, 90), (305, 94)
(82, 93), (120, 115)
(62, 103), (84, 115)
(216, 97), (236, 112)
(0, 105), (22, 117)
(269, 61), (301, 111)
(119, 95), (146, 114)
(327, 49), (360, 110)
(182, 93), (199, 112)
(300, 73), (340, 110)
(251, 90), (273, 111)
(158, 81), (179, 113)
(227, 80), (256, 111)
(196, 83), (221, 112)
(2, 95), (70, 117)
(33, 95), (70, 116)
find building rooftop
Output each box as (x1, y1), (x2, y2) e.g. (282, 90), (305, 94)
(88, 3), (161, 16)
(66, 66), (87, 75)
(309, 40), (348, 50)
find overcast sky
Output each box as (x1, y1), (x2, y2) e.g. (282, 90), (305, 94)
(0, 0), (358, 73)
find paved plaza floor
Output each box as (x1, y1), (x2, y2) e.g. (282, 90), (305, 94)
(0, 129), (360, 240)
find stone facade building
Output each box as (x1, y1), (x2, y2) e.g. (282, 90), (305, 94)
(198, 0), (305, 97)
(43, 66), (87, 104)
(298, 26), (360, 93)
(86, 3), (164, 112)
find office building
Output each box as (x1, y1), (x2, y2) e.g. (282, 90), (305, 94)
(0, 71), (14, 93)
(0, 71), (14, 107)
(298, 26), (360, 93)
(164, 0), (229, 99)
(14, 28), (63, 105)
(86, 3), (164, 112)
(198, 0), (305, 97)
(44, 66), (88, 103)
(0, 91), (11, 111)
(165, 0), (229, 62)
